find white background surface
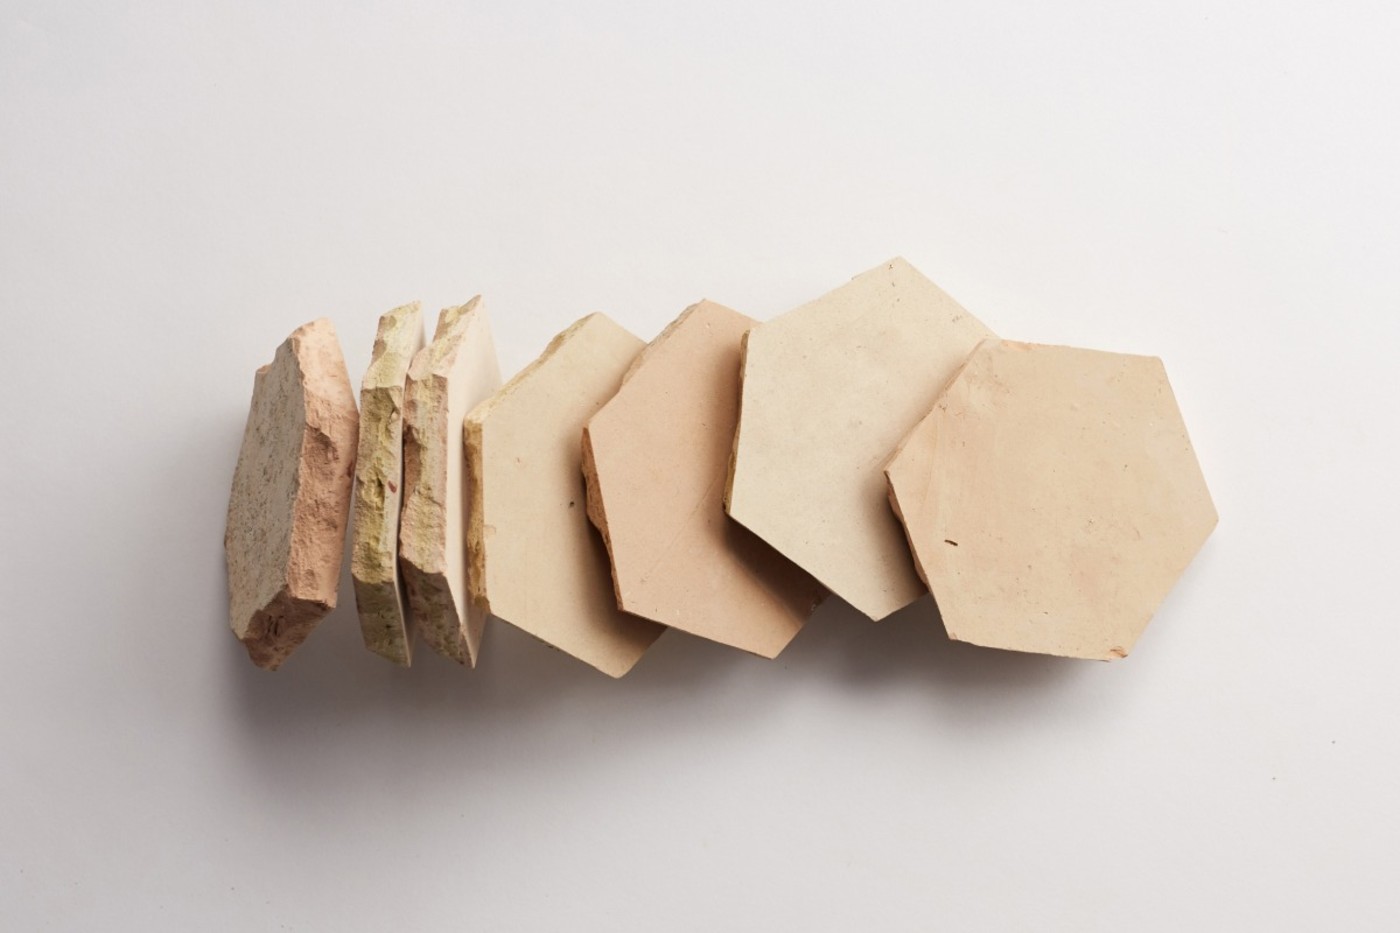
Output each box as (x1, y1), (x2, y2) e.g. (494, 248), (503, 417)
(2, 2), (1397, 930)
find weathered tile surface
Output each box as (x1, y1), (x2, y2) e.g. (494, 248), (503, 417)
(351, 302), (425, 665)
(225, 318), (359, 670)
(466, 313), (663, 677)
(399, 298), (501, 666)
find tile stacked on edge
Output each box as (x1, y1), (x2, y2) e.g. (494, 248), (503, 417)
(351, 302), (425, 665)
(399, 298), (501, 666)
(466, 313), (664, 677)
(225, 318), (359, 670)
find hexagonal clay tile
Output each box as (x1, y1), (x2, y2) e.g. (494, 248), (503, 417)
(582, 301), (826, 659)
(885, 339), (1217, 660)
(725, 257), (993, 620)
(351, 301), (425, 666)
(399, 298), (502, 667)
(465, 313), (664, 677)
(225, 318), (358, 670)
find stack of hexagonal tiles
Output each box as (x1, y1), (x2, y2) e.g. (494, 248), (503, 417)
(224, 258), (1216, 673)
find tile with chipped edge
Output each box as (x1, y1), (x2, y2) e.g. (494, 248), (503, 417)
(398, 297), (502, 666)
(465, 313), (664, 677)
(351, 302), (425, 665)
(225, 318), (359, 670)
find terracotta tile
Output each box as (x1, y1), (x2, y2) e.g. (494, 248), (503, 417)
(726, 257), (992, 620)
(351, 302), (425, 666)
(583, 301), (825, 658)
(399, 298), (502, 666)
(225, 319), (358, 670)
(466, 314), (663, 677)
(886, 339), (1217, 659)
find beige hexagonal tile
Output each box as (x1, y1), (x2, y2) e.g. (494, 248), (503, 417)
(465, 313), (664, 677)
(582, 300), (826, 659)
(725, 257), (993, 620)
(885, 339), (1217, 660)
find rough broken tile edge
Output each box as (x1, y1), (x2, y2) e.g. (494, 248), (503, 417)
(466, 313), (665, 678)
(463, 314), (600, 643)
(350, 301), (423, 667)
(226, 318), (358, 671)
(399, 295), (490, 667)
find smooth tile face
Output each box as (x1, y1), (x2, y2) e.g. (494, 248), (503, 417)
(398, 298), (502, 667)
(351, 302), (425, 666)
(583, 301), (826, 658)
(466, 313), (663, 677)
(725, 257), (993, 620)
(886, 339), (1218, 660)
(225, 318), (359, 670)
